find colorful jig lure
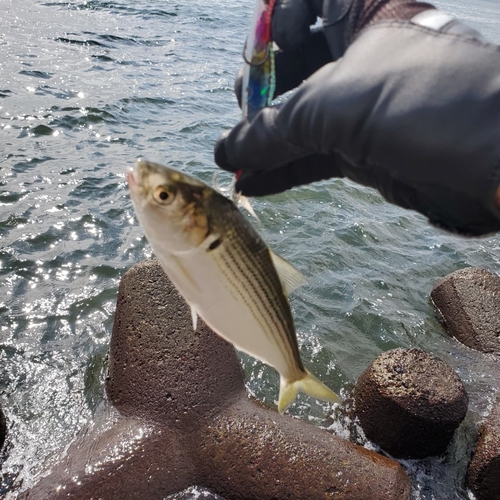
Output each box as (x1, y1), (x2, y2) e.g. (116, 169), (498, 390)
(241, 0), (276, 117)
(227, 0), (276, 216)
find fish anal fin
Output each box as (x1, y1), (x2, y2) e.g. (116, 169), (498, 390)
(270, 250), (307, 297)
(278, 370), (341, 414)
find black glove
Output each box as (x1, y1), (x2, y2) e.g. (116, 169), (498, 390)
(271, 0), (323, 51)
(216, 43), (346, 193)
(217, 140), (341, 196)
(214, 102), (343, 196)
(216, 21), (500, 236)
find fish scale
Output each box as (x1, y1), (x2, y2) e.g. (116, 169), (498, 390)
(128, 159), (341, 413)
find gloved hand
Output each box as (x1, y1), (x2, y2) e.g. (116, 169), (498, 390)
(215, 20), (500, 236)
(214, 103), (342, 196)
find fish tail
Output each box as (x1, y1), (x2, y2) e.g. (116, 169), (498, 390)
(278, 369), (341, 414)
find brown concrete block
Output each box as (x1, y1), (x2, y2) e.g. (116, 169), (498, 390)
(106, 258), (245, 426)
(24, 260), (411, 499)
(20, 416), (195, 500)
(198, 397), (411, 500)
(431, 268), (500, 355)
(468, 396), (500, 500)
(354, 348), (468, 458)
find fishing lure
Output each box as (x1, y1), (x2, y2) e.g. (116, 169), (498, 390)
(241, 0), (276, 117)
(223, 0), (277, 217)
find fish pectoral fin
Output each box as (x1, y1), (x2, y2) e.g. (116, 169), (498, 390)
(278, 370), (341, 414)
(190, 306), (198, 331)
(270, 251), (307, 296)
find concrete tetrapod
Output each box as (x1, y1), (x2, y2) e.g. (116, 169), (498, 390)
(468, 396), (500, 500)
(354, 348), (468, 459)
(24, 259), (411, 500)
(431, 268), (500, 355)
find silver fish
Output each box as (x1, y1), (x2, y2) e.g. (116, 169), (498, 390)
(127, 159), (340, 413)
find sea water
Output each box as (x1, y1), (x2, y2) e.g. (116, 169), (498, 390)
(0, 0), (499, 498)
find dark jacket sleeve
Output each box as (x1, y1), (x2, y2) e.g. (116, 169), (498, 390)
(220, 21), (500, 235)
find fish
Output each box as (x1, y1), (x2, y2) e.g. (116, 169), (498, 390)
(127, 159), (341, 413)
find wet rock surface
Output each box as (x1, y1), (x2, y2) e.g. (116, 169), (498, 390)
(468, 396), (500, 500)
(24, 259), (411, 500)
(431, 267), (500, 355)
(198, 397), (410, 500)
(354, 348), (468, 459)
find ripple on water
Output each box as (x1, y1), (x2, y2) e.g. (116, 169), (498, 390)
(48, 0), (179, 19)
(17, 70), (53, 80)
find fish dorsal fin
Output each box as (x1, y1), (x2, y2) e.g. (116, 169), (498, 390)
(211, 171), (259, 220)
(270, 250), (306, 296)
(238, 194), (259, 221)
(190, 306), (198, 331)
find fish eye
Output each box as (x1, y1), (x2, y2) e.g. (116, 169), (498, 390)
(154, 186), (175, 205)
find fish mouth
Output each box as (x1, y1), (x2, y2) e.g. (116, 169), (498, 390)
(126, 168), (138, 189)
(127, 161), (146, 196)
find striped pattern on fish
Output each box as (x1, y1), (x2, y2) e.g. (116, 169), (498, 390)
(127, 159), (340, 413)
